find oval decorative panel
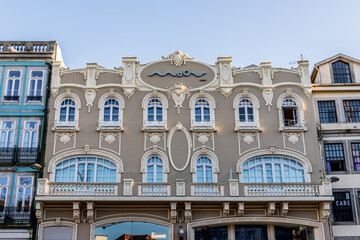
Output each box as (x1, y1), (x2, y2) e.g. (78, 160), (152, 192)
(167, 122), (192, 171)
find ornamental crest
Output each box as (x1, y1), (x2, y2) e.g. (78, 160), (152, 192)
(162, 51), (195, 67)
(168, 82), (190, 113)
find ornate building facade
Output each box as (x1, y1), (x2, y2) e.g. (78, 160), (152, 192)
(0, 41), (61, 239)
(312, 54), (360, 240)
(35, 51), (333, 240)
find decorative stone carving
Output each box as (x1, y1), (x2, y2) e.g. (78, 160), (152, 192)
(284, 133), (301, 144)
(123, 88), (136, 99)
(184, 202), (192, 223)
(162, 51), (195, 67)
(123, 179), (134, 196)
(220, 64), (231, 83)
(167, 122), (192, 171)
(222, 202), (230, 217)
(149, 133), (161, 144)
(319, 202), (331, 223)
(195, 133), (210, 145)
(229, 179), (239, 196)
(73, 202), (81, 223)
(269, 145), (276, 154)
(237, 202), (245, 216)
(51, 88), (59, 97)
(122, 57), (137, 99)
(262, 88), (273, 112)
(220, 87), (233, 98)
(280, 202), (289, 217)
(176, 179), (186, 196)
(266, 202), (276, 216)
(101, 132), (119, 145)
(87, 202), (94, 223)
(56, 132), (74, 144)
(84, 89), (97, 112)
(83, 145), (90, 154)
(168, 82), (190, 113)
(170, 202), (177, 223)
(35, 202), (44, 222)
(239, 133), (256, 145)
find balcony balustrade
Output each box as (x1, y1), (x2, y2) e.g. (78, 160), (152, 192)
(0, 207), (33, 225)
(26, 96), (42, 102)
(138, 183), (171, 196)
(0, 147), (40, 166)
(3, 95), (19, 102)
(36, 178), (332, 199)
(244, 183), (320, 197)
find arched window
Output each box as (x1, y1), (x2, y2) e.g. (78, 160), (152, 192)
(103, 99), (119, 123)
(238, 98), (255, 125)
(59, 99), (75, 125)
(196, 156), (213, 183)
(242, 156), (305, 183)
(147, 98), (164, 126)
(146, 156), (164, 183)
(54, 157), (117, 182)
(194, 99), (210, 125)
(332, 60), (352, 83)
(281, 98), (299, 127)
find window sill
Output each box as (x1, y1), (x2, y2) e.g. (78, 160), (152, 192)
(142, 126), (168, 132)
(279, 126), (307, 132)
(190, 126), (217, 132)
(97, 126), (124, 132)
(52, 126), (79, 132)
(235, 126), (262, 132)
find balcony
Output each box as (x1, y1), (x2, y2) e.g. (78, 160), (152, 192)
(0, 147), (40, 166)
(244, 183), (320, 197)
(142, 120), (167, 131)
(36, 178), (333, 201)
(191, 120), (217, 132)
(26, 96), (42, 102)
(53, 120), (79, 131)
(0, 207), (33, 225)
(3, 95), (19, 102)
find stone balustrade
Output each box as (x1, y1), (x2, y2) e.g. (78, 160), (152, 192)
(191, 183), (224, 196)
(137, 183), (171, 196)
(244, 183), (320, 197)
(0, 41), (55, 53)
(48, 182), (118, 196)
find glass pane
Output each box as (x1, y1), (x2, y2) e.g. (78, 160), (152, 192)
(31, 71), (43, 78)
(29, 80), (35, 96)
(9, 71), (20, 78)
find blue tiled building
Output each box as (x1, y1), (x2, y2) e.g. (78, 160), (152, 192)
(0, 41), (63, 239)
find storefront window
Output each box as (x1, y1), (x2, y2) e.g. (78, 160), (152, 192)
(275, 226), (314, 240)
(95, 222), (169, 240)
(235, 225), (267, 240)
(194, 226), (228, 240)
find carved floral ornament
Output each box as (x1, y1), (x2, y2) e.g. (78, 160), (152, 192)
(101, 132), (119, 144)
(162, 51), (195, 67)
(56, 132), (75, 144)
(284, 132), (302, 144)
(239, 133), (256, 145)
(168, 82), (190, 113)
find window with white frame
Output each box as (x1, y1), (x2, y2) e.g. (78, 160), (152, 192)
(147, 98), (164, 126)
(54, 157), (117, 182)
(22, 122), (39, 148)
(196, 156), (213, 183)
(102, 99), (120, 126)
(146, 156), (164, 183)
(242, 156), (305, 183)
(5, 71), (21, 101)
(0, 121), (15, 148)
(281, 98), (299, 127)
(238, 98), (255, 125)
(15, 176), (33, 212)
(59, 99), (75, 126)
(194, 99), (211, 126)
(27, 71), (44, 102)
(0, 177), (8, 211)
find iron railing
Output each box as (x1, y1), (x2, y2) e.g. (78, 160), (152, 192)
(0, 207), (34, 225)
(0, 147), (40, 166)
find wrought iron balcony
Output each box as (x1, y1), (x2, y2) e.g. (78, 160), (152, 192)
(0, 147), (40, 166)
(3, 95), (19, 102)
(26, 96), (42, 102)
(0, 207), (33, 225)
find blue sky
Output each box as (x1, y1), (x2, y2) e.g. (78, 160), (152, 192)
(1, 0), (360, 69)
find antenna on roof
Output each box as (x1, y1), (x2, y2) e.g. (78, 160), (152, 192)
(289, 54), (305, 65)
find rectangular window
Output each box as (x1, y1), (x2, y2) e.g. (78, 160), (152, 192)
(5, 71), (21, 102)
(324, 143), (346, 171)
(318, 101), (337, 123)
(351, 143), (360, 171)
(332, 192), (353, 222)
(27, 71), (44, 102)
(0, 121), (15, 148)
(0, 177), (8, 211)
(343, 100), (360, 123)
(16, 176), (33, 212)
(22, 122), (39, 148)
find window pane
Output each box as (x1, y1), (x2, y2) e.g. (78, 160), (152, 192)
(333, 192), (353, 222)
(352, 143), (360, 171)
(31, 71), (43, 78)
(333, 61), (352, 83)
(343, 100), (360, 123)
(324, 143), (345, 171)
(318, 101), (337, 123)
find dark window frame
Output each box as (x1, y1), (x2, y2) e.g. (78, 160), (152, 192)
(343, 100), (360, 123)
(318, 101), (337, 123)
(332, 191), (355, 223)
(332, 60), (352, 84)
(324, 143), (346, 172)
